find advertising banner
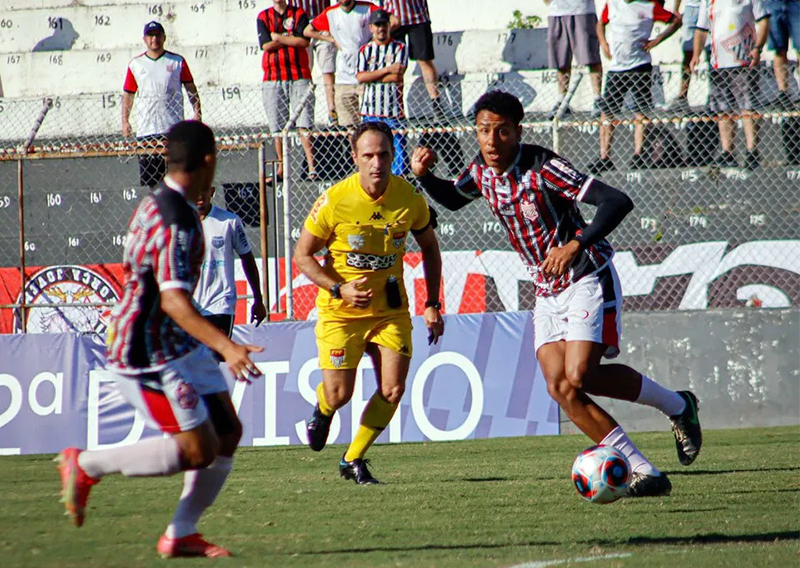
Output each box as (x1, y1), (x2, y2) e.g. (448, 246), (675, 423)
(0, 311), (558, 456)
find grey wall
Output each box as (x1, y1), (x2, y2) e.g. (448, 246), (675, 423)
(562, 308), (800, 434)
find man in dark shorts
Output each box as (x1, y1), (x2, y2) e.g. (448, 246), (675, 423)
(122, 21), (201, 188)
(384, 0), (444, 117)
(589, 0), (681, 174)
(411, 90), (703, 498)
(545, 0), (605, 118)
(691, 0), (770, 170)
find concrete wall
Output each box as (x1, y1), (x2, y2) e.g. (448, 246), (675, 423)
(562, 308), (800, 434)
(0, 0), (703, 99)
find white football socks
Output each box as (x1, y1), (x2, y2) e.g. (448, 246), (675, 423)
(635, 375), (686, 417)
(600, 426), (659, 476)
(78, 437), (182, 479)
(166, 455), (234, 539)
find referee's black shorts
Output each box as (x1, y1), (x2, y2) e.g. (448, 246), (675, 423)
(392, 22), (435, 61)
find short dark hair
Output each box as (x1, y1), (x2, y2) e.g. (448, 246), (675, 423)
(473, 90), (524, 125)
(350, 121), (394, 153)
(166, 120), (216, 173)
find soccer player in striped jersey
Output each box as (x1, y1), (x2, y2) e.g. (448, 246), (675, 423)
(357, 9), (409, 174)
(56, 121), (264, 557)
(411, 91), (703, 498)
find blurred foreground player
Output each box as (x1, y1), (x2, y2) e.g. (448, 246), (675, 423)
(294, 121), (444, 484)
(56, 121), (263, 557)
(411, 91), (703, 497)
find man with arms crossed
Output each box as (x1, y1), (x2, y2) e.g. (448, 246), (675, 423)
(122, 21), (201, 188)
(194, 185), (268, 335)
(57, 121), (263, 557)
(411, 91), (702, 497)
(295, 121), (444, 484)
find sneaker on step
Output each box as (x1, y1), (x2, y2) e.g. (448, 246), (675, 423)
(588, 156), (615, 175)
(629, 153), (650, 170)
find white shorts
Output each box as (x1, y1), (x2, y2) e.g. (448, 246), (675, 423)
(533, 264), (622, 359)
(111, 347), (228, 434)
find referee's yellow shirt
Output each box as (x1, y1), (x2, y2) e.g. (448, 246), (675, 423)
(303, 173), (431, 319)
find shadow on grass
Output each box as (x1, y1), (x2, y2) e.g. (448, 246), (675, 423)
(462, 477), (510, 483)
(298, 531), (799, 556)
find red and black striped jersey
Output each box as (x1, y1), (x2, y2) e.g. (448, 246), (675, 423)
(106, 178), (205, 372)
(293, 0), (330, 19)
(382, 0), (430, 26)
(455, 145), (614, 297)
(257, 5), (312, 81)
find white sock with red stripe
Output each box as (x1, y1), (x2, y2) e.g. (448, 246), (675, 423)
(78, 437), (182, 479)
(635, 375), (686, 417)
(600, 426), (659, 476)
(165, 455), (234, 539)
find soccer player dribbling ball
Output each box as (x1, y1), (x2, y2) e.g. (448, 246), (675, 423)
(411, 90), (703, 497)
(56, 121), (264, 557)
(294, 121), (444, 484)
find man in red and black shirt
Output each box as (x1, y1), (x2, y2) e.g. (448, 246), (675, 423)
(258, 0), (317, 180)
(56, 121), (264, 558)
(411, 91), (703, 498)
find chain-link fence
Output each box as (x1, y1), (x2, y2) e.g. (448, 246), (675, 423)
(1, 68), (799, 332)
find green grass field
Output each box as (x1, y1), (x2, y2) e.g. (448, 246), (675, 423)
(2, 426), (798, 568)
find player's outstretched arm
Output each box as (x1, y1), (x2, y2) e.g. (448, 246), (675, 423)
(239, 251), (267, 325)
(411, 147), (473, 212)
(161, 288), (263, 382)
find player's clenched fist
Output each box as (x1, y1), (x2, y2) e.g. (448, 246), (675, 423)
(411, 146), (437, 177)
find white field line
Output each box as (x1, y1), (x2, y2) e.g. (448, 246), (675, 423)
(506, 552), (633, 568)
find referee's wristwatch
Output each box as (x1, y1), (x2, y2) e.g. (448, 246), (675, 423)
(329, 282), (343, 299)
(424, 299), (441, 310)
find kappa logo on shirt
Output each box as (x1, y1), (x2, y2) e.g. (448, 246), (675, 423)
(369, 211), (385, 221)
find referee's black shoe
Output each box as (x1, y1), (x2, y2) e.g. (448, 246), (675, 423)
(339, 455), (380, 485)
(306, 405), (332, 452)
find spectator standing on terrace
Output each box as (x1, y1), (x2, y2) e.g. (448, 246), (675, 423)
(258, 0), (317, 182)
(544, 0), (605, 119)
(589, 0), (682, 174)
(357, 9), (410, 174)
(383, 0), (445, 118)
(296, 0), (341, 125)
(691, 0), (770, 170)
(764, 0), (799, 110)
(122, 21), (202, 188)
(305, 1), (379, 127)
(664, 0), (709, 113)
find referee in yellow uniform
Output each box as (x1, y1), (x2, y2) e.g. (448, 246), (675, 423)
(294, 121), (444, 484)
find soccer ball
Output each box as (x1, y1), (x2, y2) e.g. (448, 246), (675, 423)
(571, 445), (631, 504)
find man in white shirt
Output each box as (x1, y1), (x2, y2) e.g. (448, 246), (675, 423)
(590, 0), (681, 174)
(691, 0), (770, 170)
(305, 0), (379, 127)
(122, 21), (201, 187)
(544, 0), (605, 118)
(194, 186), (267, 336)
(665, 0), (710, 113)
